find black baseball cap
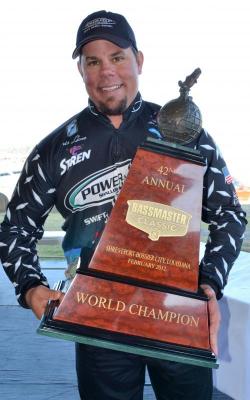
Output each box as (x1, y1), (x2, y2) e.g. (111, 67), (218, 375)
(72, 10), (138, 59)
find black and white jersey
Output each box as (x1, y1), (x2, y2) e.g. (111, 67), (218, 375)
(0, 93), (247, 306)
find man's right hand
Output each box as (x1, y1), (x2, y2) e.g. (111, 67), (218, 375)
(25, 285), (64, 319)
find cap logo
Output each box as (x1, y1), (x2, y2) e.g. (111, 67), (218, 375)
(83, 18), (116, 34)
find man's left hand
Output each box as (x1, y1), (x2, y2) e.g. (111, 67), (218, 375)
(200, 284), (221, 356)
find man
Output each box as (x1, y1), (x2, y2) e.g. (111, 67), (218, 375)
(0, 10), (247, 400)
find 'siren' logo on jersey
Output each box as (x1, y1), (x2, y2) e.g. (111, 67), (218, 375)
(65, 160), (131, 211)
(60, 150), (92, 175)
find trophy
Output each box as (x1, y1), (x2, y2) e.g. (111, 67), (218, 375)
(38, 69), (218, 369)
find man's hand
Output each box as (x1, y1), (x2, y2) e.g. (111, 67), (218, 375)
(25, 285), (64, 320)
(200, 284), (221, 356)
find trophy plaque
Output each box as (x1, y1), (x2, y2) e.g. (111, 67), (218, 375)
(38, 69), (218, 369)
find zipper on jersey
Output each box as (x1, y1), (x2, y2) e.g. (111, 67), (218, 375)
(112, 127), (122, 162)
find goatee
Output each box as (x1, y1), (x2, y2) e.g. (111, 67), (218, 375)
(98, 98), (127, 116)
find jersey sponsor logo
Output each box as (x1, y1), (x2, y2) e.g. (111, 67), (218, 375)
(65, 160), (131, 211)
(148, 111), (162, 139)
(84, 211), (109, 225)
(66, 119), (78, 137)
(68, 145), (82, 156)
(60, 150), (92, 175)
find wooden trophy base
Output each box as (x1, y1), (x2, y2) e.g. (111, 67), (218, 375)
(38, 270), (218, 369)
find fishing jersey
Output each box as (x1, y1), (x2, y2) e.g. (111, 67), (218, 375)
(0, 93), (247, 307)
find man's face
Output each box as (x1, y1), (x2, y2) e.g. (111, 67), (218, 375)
(78, 40), (143, 116)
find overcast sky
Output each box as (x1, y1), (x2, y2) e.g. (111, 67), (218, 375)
(0, 0), (249, 184)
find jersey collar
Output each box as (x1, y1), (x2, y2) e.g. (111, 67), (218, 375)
(88, 92), (143, 123)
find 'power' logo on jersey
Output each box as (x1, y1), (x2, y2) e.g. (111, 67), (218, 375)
(64, 160), (131, 211)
